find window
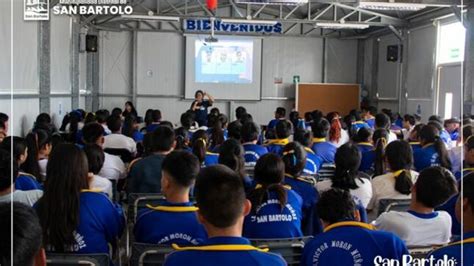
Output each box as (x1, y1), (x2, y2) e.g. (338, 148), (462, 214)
(438, 22), (466, 64)
(444, 92), (453, 119)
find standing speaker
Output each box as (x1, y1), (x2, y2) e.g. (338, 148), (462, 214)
(86, 35), (98, 52)
(387, 45), (403, 62)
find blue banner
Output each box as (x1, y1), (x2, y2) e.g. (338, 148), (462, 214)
(184, 19), (282, 34)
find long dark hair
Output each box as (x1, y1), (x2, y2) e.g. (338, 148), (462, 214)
(332, 143), (362, 190)
(175, 127), (189, 150)
(35, 144), (89, 252)
(191, 130), (208, 163)
(68, 111), (82, 134)
(218, 139), (246, 180)
(1, 136), (27, 163)
(248, 153), (287, 212)
(282, 142), (306, 177)
(122, 114), (138, 138)
(373, 128), (389, 176)
(23, 129), (51, 179)
(385, 140), (414, 195)
(144, 109), (154, 127)
(209, 118), (225, 149)
(123, 101), (138, 117)
(419, 125), (452, 170)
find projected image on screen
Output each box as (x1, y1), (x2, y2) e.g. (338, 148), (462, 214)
(195, 39), (253, 84)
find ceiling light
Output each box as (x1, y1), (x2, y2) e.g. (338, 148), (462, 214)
(358, 2), (426, 11)
(315, 22), (370, 29)
(121, 15), (180, 22)
(220, 18), (278, 25)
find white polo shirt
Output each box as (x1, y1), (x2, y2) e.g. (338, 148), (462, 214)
(316, 177), (373, 208)
(104, 133), (137, 154)
(90, 174), (113, 199)
(99, 153), (126, 180)
(373, 210), (452, 246)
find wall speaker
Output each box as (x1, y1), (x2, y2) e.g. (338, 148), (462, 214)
(387, 45), (403, 62)
(86, 35), (98, 53)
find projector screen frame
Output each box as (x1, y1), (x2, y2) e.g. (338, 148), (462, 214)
(184, 34), (263, 101)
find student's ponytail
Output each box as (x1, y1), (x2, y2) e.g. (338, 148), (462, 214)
(385, 140), (414, 195)
(333, 143), (361, 190)
(281, 142), (306, 177)
(249, 153), (287, 212)
(434, 136), (452, 170)
(191, 130), (208, 163)
(218, 139), (246, 180)
(210, 120), (225, 149)
(174, 127), (189, 150)
(373, 129), (389, 176)
(23, 130), (50, 179)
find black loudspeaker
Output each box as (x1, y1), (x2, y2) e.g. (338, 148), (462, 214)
(86, 35), (98, 52)
(387, 45), (403, 62)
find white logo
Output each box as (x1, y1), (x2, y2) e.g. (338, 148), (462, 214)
(24, 0), (49, 21)
(374, 255), (457, 266)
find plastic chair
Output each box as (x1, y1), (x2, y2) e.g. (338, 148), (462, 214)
(250, 236), (313, 266)
(46, 253), (110, 266)
(129, 243), (175, 266)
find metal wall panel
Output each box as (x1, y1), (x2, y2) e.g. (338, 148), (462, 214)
(326, 39), (358, 84)
(50, 14), (72, 93)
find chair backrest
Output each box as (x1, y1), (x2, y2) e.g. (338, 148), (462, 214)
(128, 193), (166, 223)
(46, 253), (110, 266)
(317, 163), (336, 181)
(408, 246), (439, 260)
(250, 237), (313, 266)
(377, 198), (412, 216)
(104, 148), (134, 163)
(130, 243), (175, 266)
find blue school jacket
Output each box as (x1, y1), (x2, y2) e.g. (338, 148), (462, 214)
(283, 174), (319, 235)
(413, 143), (441, 172)
(351, 121), (370, 133)
(267, 119), (283, 130)
(301, 221), (409, 266)
(265, 138), (289, 155)
(449, 130), (459, 141)
(134, 201), (207, 245)
(357, 143), (375, 173)
(437, 194), (460, 236)
(311, 138), (337, 164)
(243, 189), (303, 239)
(428, 231), (474, 266)
(243, 143), (268, 167)
(163, 236), (286, 266)
(303, 147), (323, 176)
(56, 190), (125, 254)
(365, 118), (375, 128)
(203, 152), (219, 167)
(15, 172), (43, 191)
(146, 123), (161, 133)
(409, 142), (422, 155)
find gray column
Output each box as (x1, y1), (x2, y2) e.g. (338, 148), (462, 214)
(86, 31), (100, 112)
(38, 21), (50, 113)
(70, 20), (80, 109)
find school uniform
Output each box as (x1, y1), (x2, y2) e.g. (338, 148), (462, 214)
(243, 143), (268, 167)
(351, 121), (370, 133)
(99, 152), (126, 181)
(132, 130), (144, 142)
(0, 190), (43, 207)
(365, 118), (375, 128)
(368, 170), (419, 212)
(47, 190), (124, 254)
(301, 221), (409, 266)
(316, 177), (373, 209)
(203, 152), (219, 167)
(373, 210), (452, 246)
(437, 194), (460, 236)
(243, 189), (303, 239)
(413, 143), (443, 172)
(265, 138), (289, 155)
(357, 142), (375, 173)
(449, 129), (459, 141)
(409, 142), (422, 155)
(90, 175), (113, 199)
(311, 138), (337, 164)
(104, 133), (137, 154)
(303, 147), (323, 176)
(283, 173), (320, 235)
(334, 129), (350, 148)
(427, 231), (474, 266)
(134, 201), (207, 245)
(164, 236), (286, 266)
(267, 118), (284, 130)
(146, 123), (161, 133)
(192, 100), (212, 127)
(128, 154), (165, 193)
(15, 172), (42, 191)
(440, 129), (454, 148)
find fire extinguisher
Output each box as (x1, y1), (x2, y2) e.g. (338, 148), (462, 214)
(207, 0), (218, 10)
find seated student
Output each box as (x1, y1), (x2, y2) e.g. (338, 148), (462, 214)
(444, 117), (461, 141)
(363, 106), (377, 128)
(413, 124), (452, 172)
(82, 122), (126, 181)
(122, 114), (144, 143)
(326, 112), (349, 148)
(301, 189), (408, 266)
(146, 109), (162, 133)
(244, 154), (303, 239)
(23, 129), (51, 181)
(371, 128), (390, 176)
(265, 120), (291, 155)
(95, 109), (111, 135)
(1, 137), (42, 190)
(375, 112), (397, 143)
(35, 144), (124, 254)
(267, 107), (286, 130)
(174, 127), (191, 152)
(368, 140), (419, 212)
(104, 115), (137, 154)
(111, 107), (123, 119)
(33, 113), (57, 135)
(0, 113), (9, 134)
(428, 173), (474, 265)
(0, 202), (47, 266)
(374, 167), (457, 246)
(227, 120), (243, 141)
(294, 129), (323, 176)
(310, 118), (337, 164)
(282, 142), (320, 235)
(407, 123), (424, 154)
(241, 121), (268, 168)
(208, 117), (225, 152)
(218, 139), (252, 189)
(83, 144), (113, 199)
(429, 115), (454, 148)
(191, 130), (219, 167)
(163, 165), (286, 266)
(349, 110), (370, 133)
(0, 150), (42, 206)
(128, 126), (175, 194)
(354, 127), (375, 173)
(316, 143), (372, 208)
(134, 151), (207, 245)
(402, 114), (416, 141)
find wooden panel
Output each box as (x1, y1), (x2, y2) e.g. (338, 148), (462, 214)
(297, 83), (360, 115)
